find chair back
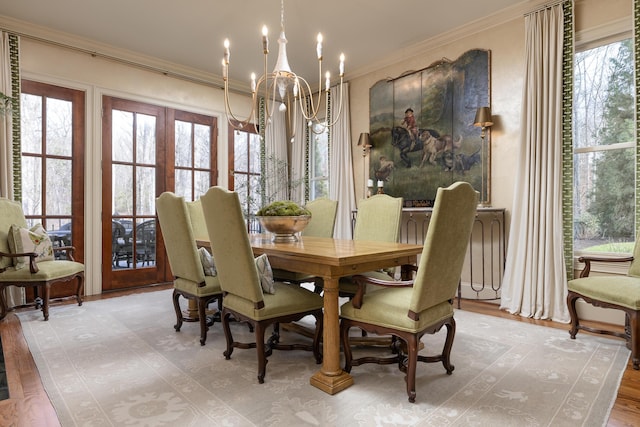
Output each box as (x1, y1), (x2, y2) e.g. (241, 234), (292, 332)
(201, 187), (263, 303)
(156, 192), (205, 283)
(302, 198), (338, 238)
(0, 198), (28, 270)
(353, 194), (403, 242)
(628, 234), (640, 278)
(409, 182), (477, 314)
(186, 199), (208, 240)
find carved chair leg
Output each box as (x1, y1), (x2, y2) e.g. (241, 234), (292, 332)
(630, 311), (639, 370)
(312, 310), (323, 364)
(340, 320), (353, 373)
(198, 297), (209, 346)
(567, 292), (580, 339)
(255, 323), (268, 384)
(0, 286), (8, 320)
(222, 310), (235, 360)
(441, 318), (456, 374)
(405, 334), (419, 403)
(42, 284), (51, 321)
(172, 290), (183, 332)
(75, 275), (84, 306)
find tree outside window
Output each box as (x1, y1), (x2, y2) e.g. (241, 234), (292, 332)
(573, 37), (635, 253)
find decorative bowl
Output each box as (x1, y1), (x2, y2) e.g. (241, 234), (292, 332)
(257, 215), (311, 243)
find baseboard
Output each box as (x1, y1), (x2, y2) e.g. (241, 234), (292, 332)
(458, 282), (625, 327)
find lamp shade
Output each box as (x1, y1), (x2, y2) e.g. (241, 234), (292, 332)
(474, 107), (493, 127)
(357, 132), (372, 147)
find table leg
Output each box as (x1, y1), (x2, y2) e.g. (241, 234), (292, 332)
(310, 277), (353, 394)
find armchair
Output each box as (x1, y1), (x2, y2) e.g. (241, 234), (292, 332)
(336, 193), (403, 296)
(567, 237), (640, 370)
(201, 186), (324, 384)
(156, 192), (223, 345)
(339, 182), (478, 402)
(0, 197), (84, 321)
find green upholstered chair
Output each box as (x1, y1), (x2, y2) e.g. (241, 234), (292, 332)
(336, 193), (403, 296)
(156, 192), (223, 346)
(201, 186), (324, 384)
(272, 197), (338, 285)
(0, 197), (84, 321)
(567, 236), (640, 370)
(339, 182), (478, 402)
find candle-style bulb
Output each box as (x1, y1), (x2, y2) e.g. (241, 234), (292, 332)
(325, 71), (330, 91)
(262, 26), (269, 54)
(339, 53), (345, 76)
(223, 39), (230, 64)
(250, 73), (256, 93)
(316, 33), (323, 60)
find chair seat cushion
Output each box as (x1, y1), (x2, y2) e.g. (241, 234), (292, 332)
(174, 275), (222, 297)
(340, 286), (453, 333)
(568, 276), (640, 310)
(223, 282), (323, 321)
(0, 260), (83, 281)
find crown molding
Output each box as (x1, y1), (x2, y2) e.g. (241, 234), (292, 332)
(345, 0), (563, 81)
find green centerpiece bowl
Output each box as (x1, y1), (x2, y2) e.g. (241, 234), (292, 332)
(256, 200), (312, 243)
(256, 215), (311, 242)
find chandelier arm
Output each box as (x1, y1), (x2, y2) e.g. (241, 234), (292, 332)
(224, 83), (259, 130)
(293, 77), (323, 121)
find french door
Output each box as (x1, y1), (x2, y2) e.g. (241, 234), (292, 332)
(102, 96), (217, 290)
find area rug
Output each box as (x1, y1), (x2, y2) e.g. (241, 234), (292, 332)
(17, 289), (629, 426)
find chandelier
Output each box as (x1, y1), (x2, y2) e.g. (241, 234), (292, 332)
(222, 0), (345, 140)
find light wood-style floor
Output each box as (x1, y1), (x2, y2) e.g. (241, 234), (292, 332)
(0, 284), (638, 426)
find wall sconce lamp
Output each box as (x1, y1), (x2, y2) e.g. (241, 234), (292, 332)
(357, 132), (373, 156)
(473, 107), (494, 140)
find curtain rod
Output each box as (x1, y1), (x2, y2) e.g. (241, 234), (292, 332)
(524, 0), (569, 16)
(0, 26), (242, 93)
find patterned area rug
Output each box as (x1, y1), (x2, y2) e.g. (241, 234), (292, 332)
(17, 289), (629, 426)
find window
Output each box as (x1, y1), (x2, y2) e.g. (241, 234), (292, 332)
(20, 81), (85, 260)
(573, 37), (635, 254)
(309, 122), (329, 200)
(228, 122), (261, 232)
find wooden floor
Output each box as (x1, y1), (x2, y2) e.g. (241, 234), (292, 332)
(1, 285), (639, 426)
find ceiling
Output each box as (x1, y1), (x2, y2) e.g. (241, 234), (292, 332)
(0, 0), (535, 89)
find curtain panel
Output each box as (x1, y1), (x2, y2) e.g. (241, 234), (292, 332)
(500, 1), (572, 322)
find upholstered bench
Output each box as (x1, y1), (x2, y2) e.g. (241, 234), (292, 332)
(567, 247), (640, 370)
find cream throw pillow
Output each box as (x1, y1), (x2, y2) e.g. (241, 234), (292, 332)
(255, 253), (275, 294)
(198, 247), (217, 276)
(8, 223), (55, 270)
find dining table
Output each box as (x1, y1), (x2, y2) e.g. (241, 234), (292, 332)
(197, 233), (423, 395)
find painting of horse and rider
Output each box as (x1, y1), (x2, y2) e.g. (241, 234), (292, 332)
(369, 49), (491, 206)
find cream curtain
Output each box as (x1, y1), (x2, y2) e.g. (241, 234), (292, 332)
(500, 2), (570, 322)
(0, 31), (25, 308)
(328, 82), (356, 239)
(263, 107), (289, 203)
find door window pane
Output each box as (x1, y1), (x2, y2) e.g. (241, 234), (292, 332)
(46, 97), (72, 156)
(112, 110), (133, 163)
